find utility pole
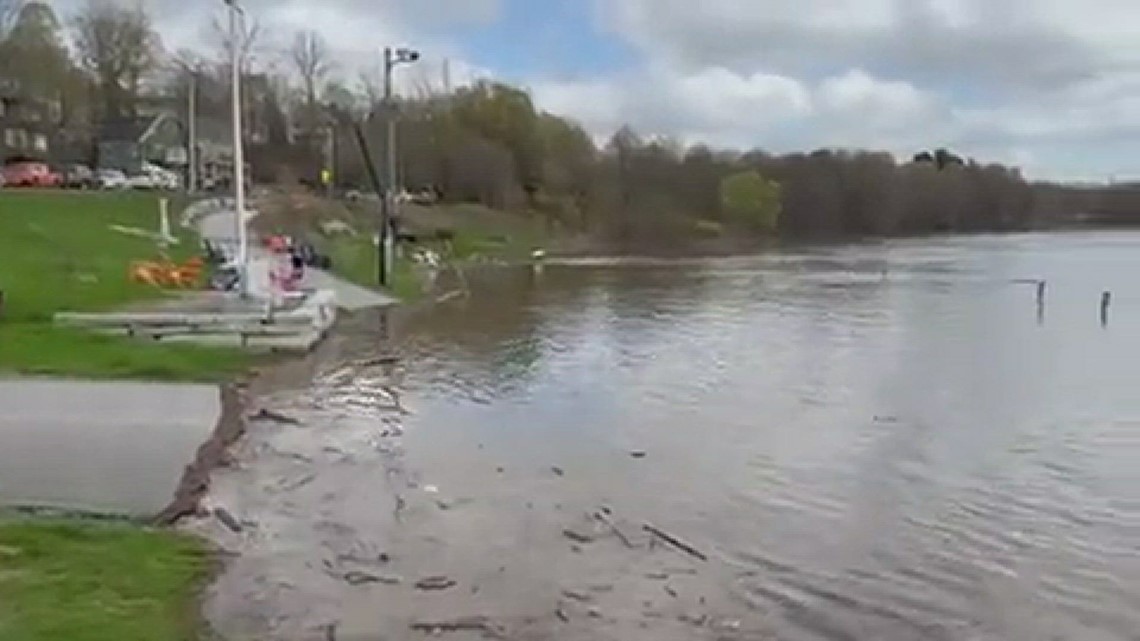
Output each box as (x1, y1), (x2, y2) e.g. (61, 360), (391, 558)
(187, 72), (197, 193)
(325, 126), (335, 199)
(225, 0), (249, 298)
(379, 45), (420, 286)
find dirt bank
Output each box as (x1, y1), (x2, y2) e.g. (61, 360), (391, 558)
(156, 380), (251, 526)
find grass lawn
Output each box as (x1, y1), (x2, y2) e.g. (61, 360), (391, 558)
(0, 190), (249, 380)
(0, 519), (210, 641)
(323, 202), (550, 301)
(322, 232), (425, 301)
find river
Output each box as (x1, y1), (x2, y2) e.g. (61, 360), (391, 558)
(196, 230), (1140, 641)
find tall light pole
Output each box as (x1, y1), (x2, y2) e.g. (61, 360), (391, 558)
(224, 0), (248, 297)
(187, 71), (197, 192)
(379, 45), (419, 286)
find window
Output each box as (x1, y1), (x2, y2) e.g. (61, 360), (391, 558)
(4, 128), (21, 148)
(32, 134), (48, 152)
(0, 100), (6, 118)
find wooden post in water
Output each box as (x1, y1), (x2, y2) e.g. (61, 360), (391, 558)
(1101, 291), (1112, 327)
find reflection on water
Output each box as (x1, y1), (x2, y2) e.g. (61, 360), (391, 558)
(286, 232), (1140, 639)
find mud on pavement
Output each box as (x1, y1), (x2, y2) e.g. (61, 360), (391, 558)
(174, 314), (761, 641)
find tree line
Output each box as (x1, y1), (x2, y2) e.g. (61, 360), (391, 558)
(0, 0), (1131, 246)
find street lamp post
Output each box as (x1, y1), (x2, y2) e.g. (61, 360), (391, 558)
(379, 46), (419, 286)
(187, 71), (197, 192)
(224, 0), (248, 298)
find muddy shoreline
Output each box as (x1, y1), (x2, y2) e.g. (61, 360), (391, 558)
(156, 381), (251, 526)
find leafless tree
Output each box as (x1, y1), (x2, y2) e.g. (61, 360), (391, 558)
(72, 0), (161, 118)
(355, 59), (383, 110)
(0, 0), (23, 36)
(289, 30), (333, 118)
(209, 10), (260, 70)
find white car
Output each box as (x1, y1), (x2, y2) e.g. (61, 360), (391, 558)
(127, 164), (181, 190)
(95, 169), (127, 189)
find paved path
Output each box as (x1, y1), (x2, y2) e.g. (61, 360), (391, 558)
(195, 207), (398, 311)
(0, 380), (219, 516)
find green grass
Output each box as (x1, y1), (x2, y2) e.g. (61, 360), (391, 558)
(323, 233), (425, 302)
(0, 191), (250, 380)
(321, 202), (550, 302)
(0, 519), (210, 641)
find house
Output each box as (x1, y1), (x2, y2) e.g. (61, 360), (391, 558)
(96, 112), (187, 174)
(0, 77), (56, 163)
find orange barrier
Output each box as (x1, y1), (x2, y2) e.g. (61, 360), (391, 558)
(128, 256), (206, 289)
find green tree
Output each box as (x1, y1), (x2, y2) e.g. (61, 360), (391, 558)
(0, 2), (72, 100)
(719, 169), (781, 232)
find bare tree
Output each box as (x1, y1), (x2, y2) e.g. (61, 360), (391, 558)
(208, 11), (260, 71)
(289, 29), (334, 130)
(355, 59), (383, 111)
(0, 0), (24, 36)
(72, 0), (160, 118)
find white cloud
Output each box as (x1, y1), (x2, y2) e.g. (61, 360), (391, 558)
(531, 66), (950, 155)
(48, 0), (1140, 179)
(530, 0), (1140, 180)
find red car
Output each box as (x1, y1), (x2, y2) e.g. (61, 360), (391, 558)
(1, 162), (62, 188)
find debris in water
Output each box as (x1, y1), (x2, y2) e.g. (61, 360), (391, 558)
(587, 607), (603, 619)
(344, 571), (401, 586)
(409, 616), (505, 638)
(213, 507), (243, 533)
(555, 606), (570, 623)
(594, 509), (636, 548)
(645, 572), (669, 580)
(278, 473), (316, 492)
(562, 528), (594, 544)
(664, 585), (679, 598)
(561, 589), (591, 603)
(423, 485), (440, 494)
(629, 450), (648, 459)
(415, 576), (458, 591)
(357, 355), (400, 367)
(551, 466), (565, 477)
(643, 523), (708, 562)
(248, 408), (301, 425)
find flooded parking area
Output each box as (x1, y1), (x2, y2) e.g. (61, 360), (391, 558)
(195, 231), (1140, 640)
(0, 379), (220, 516)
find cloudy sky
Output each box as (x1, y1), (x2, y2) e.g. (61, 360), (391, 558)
(101, 0), (1140, 180)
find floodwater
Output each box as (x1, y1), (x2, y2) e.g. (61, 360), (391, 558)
(196, 231), (1140, 641)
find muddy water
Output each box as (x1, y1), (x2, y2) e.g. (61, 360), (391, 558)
(195, 231), (1140, 641)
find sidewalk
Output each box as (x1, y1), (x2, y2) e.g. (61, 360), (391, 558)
(195, 207), (398, 311)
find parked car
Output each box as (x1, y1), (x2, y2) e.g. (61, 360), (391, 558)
(62, 164), (97, 189)
(95, 168), (127, 190)
(1, 161), (62, 188)
(127, 163), (181, 190)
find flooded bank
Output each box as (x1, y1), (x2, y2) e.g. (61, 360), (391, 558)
(0, 379), (220, 516)
(193, 231), (1140, 640)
